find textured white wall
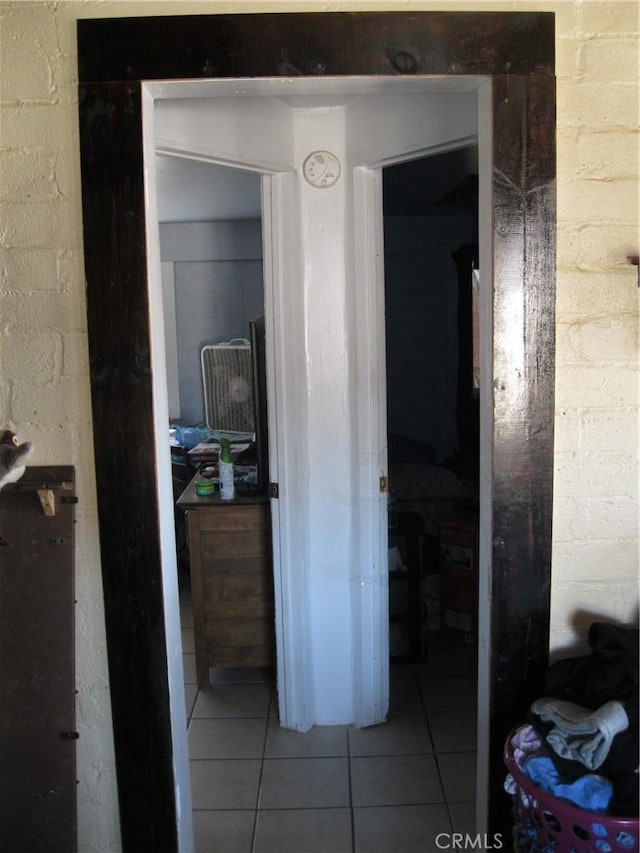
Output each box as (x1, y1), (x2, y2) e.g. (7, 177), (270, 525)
(1, 2), (637, 849)
(550, 0), (639, 654)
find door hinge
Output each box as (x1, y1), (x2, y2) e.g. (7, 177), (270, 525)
(379, 475), (389, 494)
(269, 482), (279, 499)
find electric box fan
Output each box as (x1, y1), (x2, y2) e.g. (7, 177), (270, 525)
(201, 339), (255, 437)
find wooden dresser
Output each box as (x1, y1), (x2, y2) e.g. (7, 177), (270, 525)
(177, 476), (275, 685)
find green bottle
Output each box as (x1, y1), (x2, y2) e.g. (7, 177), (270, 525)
(218, 438), (235, 500)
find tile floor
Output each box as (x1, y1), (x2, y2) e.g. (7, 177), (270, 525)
(180, 588), (477, 853)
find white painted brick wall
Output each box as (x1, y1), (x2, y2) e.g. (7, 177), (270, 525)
(552, 0), (639, 657)
(1, 1), (638, 848)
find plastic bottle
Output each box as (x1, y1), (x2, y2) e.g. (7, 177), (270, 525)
(195, 477), (215, 497)
(218, 438), (235, 501)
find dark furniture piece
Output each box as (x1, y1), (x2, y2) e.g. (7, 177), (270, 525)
(177, 475), (275, 686)
(0, 466), (77, 853)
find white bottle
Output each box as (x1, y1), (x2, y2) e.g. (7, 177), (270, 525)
(218, 438), (235, 501)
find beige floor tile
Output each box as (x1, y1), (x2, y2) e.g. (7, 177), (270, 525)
(265, 720), (348, 758)
(428, 710), (477, 753)
(192, 809), (255, 853)
(254, 808), (352, 853)
(193, 682), (272, 718)
(190, 759), (261, 809)
(348, 715), (433, 757)
(447, 800), (476, 836)
(388, 668), (425, 715)
(188, 717), (267, 759)
(418, 643), (476, 677)
(420, 674), (477, 713)
(353, 803), (451, 853)
(438, 751), (476, 802)
(350, 754), (444, 807)
(259, 757), (350, 809)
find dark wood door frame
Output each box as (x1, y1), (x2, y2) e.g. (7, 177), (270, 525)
(78, 12), (555, 850)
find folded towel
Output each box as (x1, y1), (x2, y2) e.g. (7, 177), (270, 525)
(531, 697), (629, 770)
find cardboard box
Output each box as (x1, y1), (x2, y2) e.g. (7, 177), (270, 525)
(439, 513), (478, 647)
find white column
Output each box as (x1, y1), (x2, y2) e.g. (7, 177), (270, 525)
(294, 106), (356, 723)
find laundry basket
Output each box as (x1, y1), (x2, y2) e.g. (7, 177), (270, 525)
(504, 727), (639, 853)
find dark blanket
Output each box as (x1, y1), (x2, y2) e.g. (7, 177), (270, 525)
(545, 623), (638, 709)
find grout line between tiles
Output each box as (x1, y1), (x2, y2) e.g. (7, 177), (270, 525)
(347, 723), (356, 853)
(249, 695), (271, 853)
(417, 662), (454, 832)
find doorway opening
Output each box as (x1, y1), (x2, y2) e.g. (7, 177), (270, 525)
(382, 147), (480, 819)
(383, 148), (480, 661)
(156, 141), (486, 840)
(156, 156), (266, 589)
(144, 76), (489, 842)
(78, 12), (556, 848)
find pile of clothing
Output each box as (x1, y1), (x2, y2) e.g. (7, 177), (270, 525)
(505, 622), (639, 817)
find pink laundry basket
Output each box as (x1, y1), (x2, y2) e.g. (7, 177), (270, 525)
(504, 727), (639, 853)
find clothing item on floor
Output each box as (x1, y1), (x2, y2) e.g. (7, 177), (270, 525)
(544, 623), (638, 710)
(546, 723), (639, 781)
(535, 621), (639, 817)
(505, 624), (639, 820)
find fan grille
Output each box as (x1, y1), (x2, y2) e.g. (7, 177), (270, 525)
(201, 343), (254, 435)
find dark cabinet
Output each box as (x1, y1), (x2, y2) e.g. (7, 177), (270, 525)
(0, 466), (77, 853)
